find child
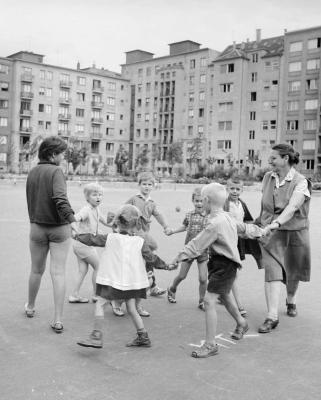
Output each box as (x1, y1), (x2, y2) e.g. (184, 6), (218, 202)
(69, 183), (109, 304)
(171, 183), (265, 358)
(126, 171), (171, 298)
(223, 178), (262, 316)
(166, 187), (208, 310)
(76, 205), (174, 349)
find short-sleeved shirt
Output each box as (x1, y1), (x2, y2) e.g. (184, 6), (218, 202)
(75, 205), (102, 235)
(126, 193), (163, 232)
(183, 210), (208, 244)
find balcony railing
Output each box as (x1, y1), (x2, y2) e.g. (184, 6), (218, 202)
(91, 117), (103, 124)
(21, 73), (33, 82)
(58, 129), (71, 136)
(59, 98), (71, 104)
(91, 132), (103, 138)
(59, 80), (72, 88)
(20, 91), (34, 99)
(92, 86), (104, 93)
(20, 109), (33, 116)
(91, 101), (104, 108)
(58, 113), (71, 120)
(20, 127), (33, 133)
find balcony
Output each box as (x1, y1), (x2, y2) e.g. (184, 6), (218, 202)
(91, 101), (104, 108)
(20, 109), (33, 117)
(59, 98), (71, 105)
(20, 91), (34, 99)
(58, 113), (71, 120)
(20, 127), (33, 133)
(21, 73), (33, 82)
(59, 80), (72, 88)
(92, 86), (104, 93)
(91, 132), (103, 139)
(58, 130), (71, 136)
(91, 117), (104, 124)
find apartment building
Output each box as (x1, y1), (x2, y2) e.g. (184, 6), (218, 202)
(121, 41), (219, 173)
(208, 30), (284, 171)
(0, 57), (13, 171)
(1, 51), (130, 173)
(281, 26), (321, 177)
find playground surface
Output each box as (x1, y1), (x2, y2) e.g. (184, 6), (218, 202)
(1, 181), (321, 400)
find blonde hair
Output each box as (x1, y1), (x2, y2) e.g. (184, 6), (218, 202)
(83, 182), (103, 199)
(113, 205), (142, 233)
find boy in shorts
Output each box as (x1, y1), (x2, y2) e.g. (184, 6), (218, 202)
(171, 183), (264, 358)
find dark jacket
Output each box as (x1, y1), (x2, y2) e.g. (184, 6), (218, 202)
(26, 162), (75, 225)
(224, 197), (262, 269)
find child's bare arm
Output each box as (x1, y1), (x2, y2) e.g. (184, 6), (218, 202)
(236, 222), (264, 238)
(75, 233), (107, 247)
(166, 225), (186, 236)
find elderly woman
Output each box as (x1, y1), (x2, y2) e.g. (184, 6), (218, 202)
(256, 144), (311, 333)
(25, 136), (77, 333)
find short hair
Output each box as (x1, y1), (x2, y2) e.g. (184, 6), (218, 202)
(192, 187), (203, 201)
(138, 171), (156, 185)
(114, 205), (142, 232)
(272, 143), (300, 166)
(227, 177), (244, 186)
(83, 182), (103, 199)
(38, 136), (67, 161)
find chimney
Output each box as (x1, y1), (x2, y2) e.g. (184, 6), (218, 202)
(233, 41), (236, 50)
(92, 62), (96, 68)
(240, 42), (245, 50)
(76, 61), (80, 70)
(284, 28), (287, 34)
(256, 28), (261, 42)
(246, 38), (249, 43)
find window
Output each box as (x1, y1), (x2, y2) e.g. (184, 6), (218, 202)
(120, 114), (123, 120)
(189, 75), (195, 85)
(305, 99), (318, 110)
(220, 83), (233, 93)
(0, 100), (8, 109)
(263, 101), (270, 111)
(46, 71), (53, 80)
(106, 127), (114, 136)
(136, 129), (141, 137)
(248, 149), (255, 158)
(262, 120), (269, 130)
(251, 72), (258, 82)
(154, 82), (158, 90)
(308, 38), (321, 49)
(144, 129), (149, 138)
(137, 114), (141, 121)
(106, 143), (114, 153)
(199, 108), (204, 118)
(91, 110), (101, 119)
(38, 104), (44, 112)
(59, 106), (69, 116)
(1, 82), (9, 92)
(106, 113), (115, 121)
(138, 68), (143, 77)
(0, 117), (8, 127)
(289, 62), (302, 72)
(93, 79), (102, 89)
(270, 120), (276, 130)
(271, 80), (278, 90)
(252, 53), (258, 63)
(0, 64), (9, 74)
(249, 130), (255, 140)
(199, 91), (205, 101)
(45, 121), (51, 130)
(153, 112), (157, 121)
(272, 61), (279, 70)
(76, 108), (84, 117)
(200, 57), (207, 67)
(46, 88), (52, 97)
(146, 82), (151, 91)
(219, 102), (233, 112)
(250, 92), (257, 101)
(307, 59), (320, 70)
(198, 126), (204, 135)
(40, 70), (45, 80)
(137, 84), (142, 93)
(288, 80), (301, 92)
(306, 79), (318, 90)
(249, 111), (256, 121)
(38, 121), (44, 127)
(305, 159), (315, 170)
(263, 81), (270, 91)
(286, 139), (297, 148)
(145, 113), (150, 122)
(188, 109), (194, 118)
(106, 97), (115, 106)
(217, 140), (231, 149)
(60, 73), (69, 82)
(75, 124), (84, 133)
(286, 120), (299, 130)
(220, 63), (234, 73)
(289, 41), (303, 52)
(264, 61), (272, 72)
(218, 121), (232, 130)
(153, 128), (157, 137)
(200, 74), (206, 84)
(137, 99), (142, 107)
(189, 92), (194, 103)
(39, 87), (45, 96)
(304, 119), (317, 130)
(91, 141), (99, 153)
(287, 100), (299, 111)
(59, 90), (69, 100)
(190, 59), (196, 69)
(77, 76), (86, 85)
(188, 126), (193, 136)
(58, 122), (68, 132)
(146, 67), (151, 76)
(45, 105), (52, 114)
(145, 97), (150, 106)
(303, 140), (316, 150)
(108, 82), (116, 90)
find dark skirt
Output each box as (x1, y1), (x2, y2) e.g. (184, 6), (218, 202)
(207, 255), (239, 295)
(96, 284), (147, 300)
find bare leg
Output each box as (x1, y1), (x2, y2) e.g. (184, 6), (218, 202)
(204, 292), (219, 345)
(231, 272), (243, 309)
(126, 298), (144, 331)
(93, 297), (108, 331)
(83, 253), (100, 296)
(170, 261), (192, 292)
(49, 239), (70, 323)
(28, 240), (49, 309)
(197, 261), (208, 302)
(221, 292), (246, 327)
(71, 258), (89, 297)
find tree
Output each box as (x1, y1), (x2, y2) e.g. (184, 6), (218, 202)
(135, 146), (150, 172)
(114, 145), (129, 174)
(91, 155), (103, 176)
(65, 141), (89, 174)
(187, 137), (203, 175)
(166, 142), (183, 171)
(19, 135), (43, 172)
(151, 144), (160, 170)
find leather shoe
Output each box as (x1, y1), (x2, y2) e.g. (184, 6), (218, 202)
(286, 303), (297, 317)
(258, 318), (279, 333)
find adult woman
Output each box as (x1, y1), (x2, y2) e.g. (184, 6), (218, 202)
(257, 144), (311, 333)
(25, 136), (77, 333)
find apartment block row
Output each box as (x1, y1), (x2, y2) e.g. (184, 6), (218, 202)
(0, 25), (321, 176)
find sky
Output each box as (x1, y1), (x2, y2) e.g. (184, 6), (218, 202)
(1, 0), (321, 72)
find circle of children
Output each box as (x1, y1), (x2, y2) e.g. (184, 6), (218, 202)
(27, 171), (281, 358)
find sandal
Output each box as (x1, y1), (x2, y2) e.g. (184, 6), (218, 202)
(238, 307), (248, 318)
(191, 343), (219, 358)
(24, 303), (35, 318)
(51, 322), (64, 334)
(110, 301), (125, 317)
(68, 295), (89, 304)
(231, 322), (249, 340)
(167, 288), (177, 303)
